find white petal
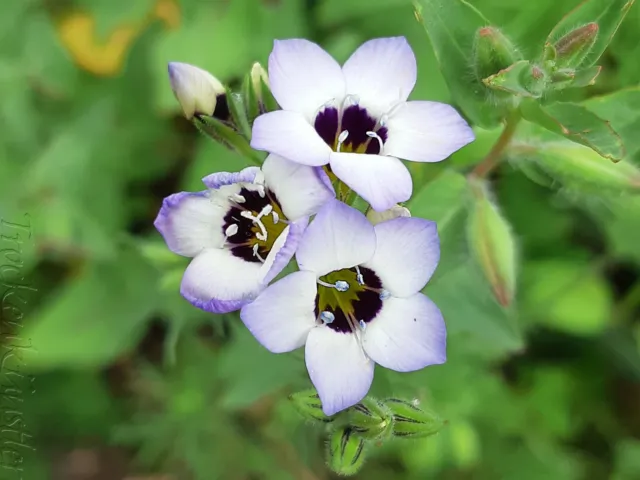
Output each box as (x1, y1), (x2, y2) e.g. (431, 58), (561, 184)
(342, 37), (416, 117)
(251, 111), (331, 166)
(268, 39), (345, 119)
(363, 294), (446, 372)
(329, 152), (412, 212)
(260, 218), (308, 285)
(296, 200), (375, 277)
(383, 101), (475, 163)
(154, 192), (224, 257)
(240, 271), (317, 353)
(363, 217), (440, 297)
(305, 327), (375, 415)
(180, 248), (263, 313)
(168, 62), (225, 119)
(262, 155), (335, 220)
(201, 167), (259, 189)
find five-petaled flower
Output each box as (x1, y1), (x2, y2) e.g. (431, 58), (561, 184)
(250, 36), (475, 211)
(240, 200), (446, 415)
(155, 155), (334, 313)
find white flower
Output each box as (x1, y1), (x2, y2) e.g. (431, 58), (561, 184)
(154, 155), (334, 313)
(240, 200), (445, 415)
(168, 62), (226, 119)
(250, 37), (475, 211)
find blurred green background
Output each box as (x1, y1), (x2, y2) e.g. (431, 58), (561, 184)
(1, 0), (640, 478)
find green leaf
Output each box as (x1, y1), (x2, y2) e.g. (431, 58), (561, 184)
(409, 170), (469, 276)
(545, 0), (635, 68)
(413, 0), (503, 128)
(25, 246), (159, 369)
(583, 87), (640, 159)
(520, 99), (625, 161)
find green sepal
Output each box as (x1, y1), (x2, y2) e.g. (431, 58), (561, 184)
(341, 397), (393, 440)
(288, 389), (335, 424)
(472, 26), (522, 87)
(226, 91), (252, 140)
(194, 115), (264, 165)
(483, 60), (546, 98)
(384, 398), (446, 439)
(327, 428), (367, 476)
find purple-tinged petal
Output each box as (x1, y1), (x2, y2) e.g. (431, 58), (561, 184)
(260, 218), (309, 285)
(363, 293), (446, 372)
(342, 37), (416, 117)
(296, 200), (375, 277)
(180, 248), (263, 313)
(202, 167), (260, 189)
(305, 326), (375, 415)
(240, 270), (317, 353)
(268, 39), (345, 119)
(251, 111), (332, 166)
(329, 152), (412, 212)
(383, 101), (475, 163)
(262, 155), (335, 221)
(154, 191), (224, 257)
(363, 217), (440, 297)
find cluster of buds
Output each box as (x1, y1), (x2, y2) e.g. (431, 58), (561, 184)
(289, 390), (445, 476)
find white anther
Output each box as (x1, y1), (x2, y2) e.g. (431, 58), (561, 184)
(366, 131), (384, 153)
(354, 265), (365, 285)
(359, 320), (367, 330)
(379, 114), (388, 128)
(241, 210), (268, 242)
(320, 311), (335, 325)
(252, 243), (265, 262)
(253, 171), (265, 185)
(225, 224), (238, 237)
(337, 130), (349, 152)
(379, 289), (390, 300)
(271, 211), (280, 224)
(257, 204), (272, 219)
(230, 193), (246, 203)
(335, 280), (349, 292)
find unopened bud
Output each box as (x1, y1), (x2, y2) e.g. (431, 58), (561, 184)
(251, 62), (269, 108)
(366, 205), (411, 225)
(345, 398), (393, 440)
(168, 62), (227, 120)
(385, 398), (445, 439)
(473, 26), (521, 82)
(289, 389), (334, 423)
(554, 23), (599, 69)
(467, 178), (517, 307)
(327, 428), (367, 476)
(535, 144), (640, 193)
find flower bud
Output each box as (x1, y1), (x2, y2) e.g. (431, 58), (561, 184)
(384, 398), (445, 439)
(554, 23), (599, 69)
(289, 389), (334, 423)
(473, 26), (521, 82)
(345, 398), (393, 440)
(467, 178), (517, 307)
(366, 205), (411, 225)
(327, 428), (367, 476)
(251, 62), (269, 109)
(168, 62), (226, 119)
(535, 144), (640, 193)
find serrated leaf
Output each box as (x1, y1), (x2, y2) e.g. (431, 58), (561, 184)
(546, 0), (635, 68)
(413, 0), (503, 128)
(583, 87), (640, 158)
(520, 99), (625, 161)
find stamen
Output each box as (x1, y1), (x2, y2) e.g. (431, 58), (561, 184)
(256, 204), (273, 219)
(253, 171), (265, 185)
(256, 185), (266, 198)
(317, 279), (337, 289)
(354, 266), (365, 285)
(319, 311), (335, 325)
(224, 224), (238, 237)
(231, 193), (246, 203)
(359, 319), (367, 330)
(379, 289), (390, 300)
(336, 130), (349, 153)
(271, 211), (279, 224)
(252, 243), (265, 262)
(379, 114), (388, 128)
(334, 280), (349, 292)
(241, 210), (268, 242)
(345, 311), (369, 361)
(366, 131), (384, 153)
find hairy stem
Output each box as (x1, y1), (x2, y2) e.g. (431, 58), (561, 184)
(470, 113), (521, 178)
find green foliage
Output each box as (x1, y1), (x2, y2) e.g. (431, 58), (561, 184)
(8, 0), (640, 478)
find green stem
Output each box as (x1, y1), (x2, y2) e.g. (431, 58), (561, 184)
(470, 113), (521, 178)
